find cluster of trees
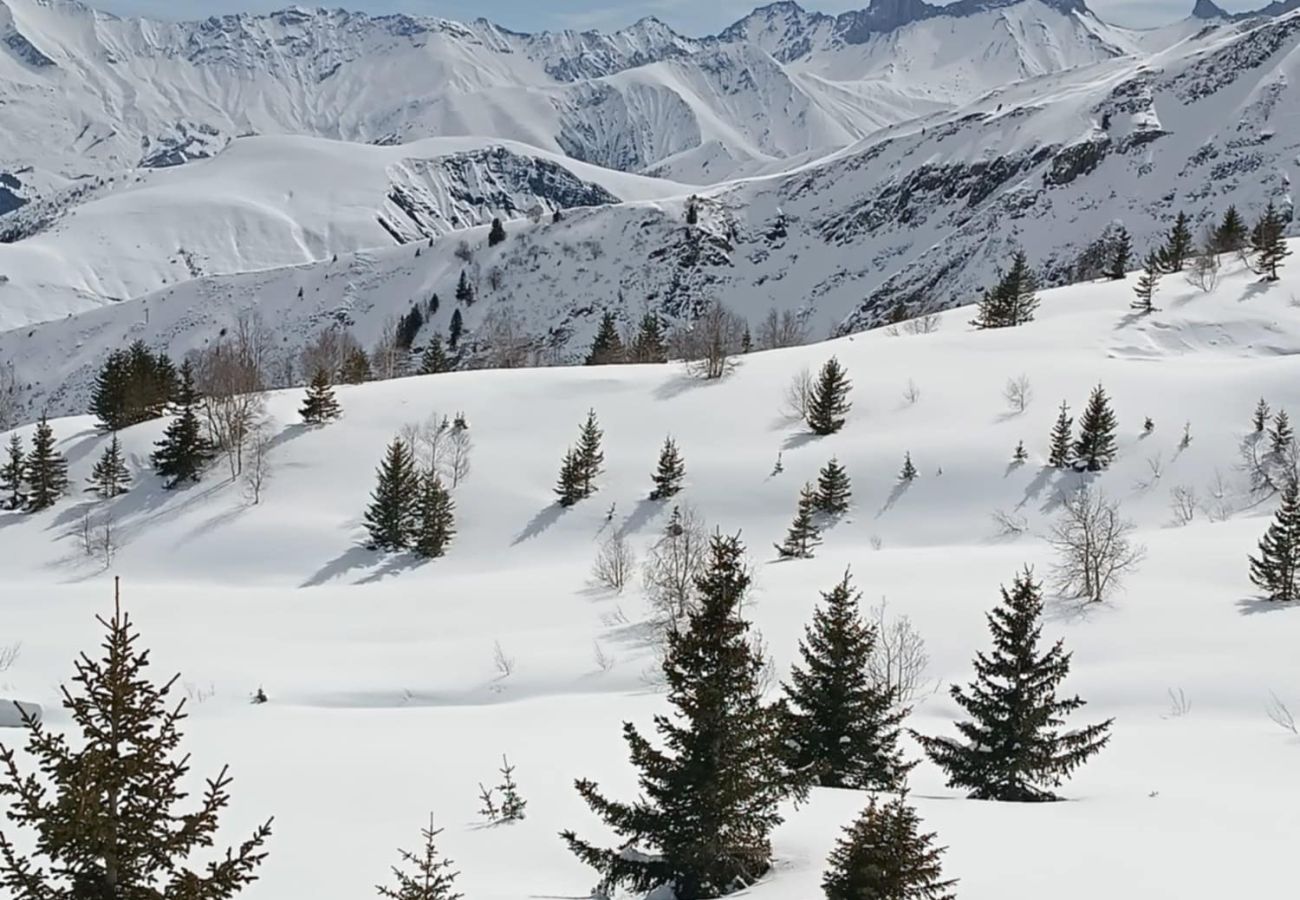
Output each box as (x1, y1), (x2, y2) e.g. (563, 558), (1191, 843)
(0, 416), (69, 512)
(90, 341), (178, 431)
(585, 311), (669, 365)
(555, 411), (605, 507)
(777, 458), (852, 559)
(363, 419), (466, 559)
(972, 251), (1040, 330)
(1047, 385), (1118, 472)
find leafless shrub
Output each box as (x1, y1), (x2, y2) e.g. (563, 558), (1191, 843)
(671, 300), (746, 380)
(183, 681), (216, 704)
(1163, 687), (1191, 719)
(642, 504), (709, 631)
(592, 641), (616, 673)
(454, 240), (473, 263)
(1169, 485), (1198, 526)
(79, 511), (118, 568)
(448, 425), (473, 488)
(193, 312), (270, 479)
(1135, 453), (1164, 490)
(991, 509), (1029, 537)
(904, 312), (942, 335)
(299, 327), (363, 382)
(782, 367), (814, 421)
(755, 308), (809, 350)
(476, 306), (531, 369)
(592, 531), (636, 593)
(242, 421), (273, 506)
(401, 413), (453, 476)
(0, 641), (22, 674)
(486, 266), (504, 292)
(1047, 485), (1147, 604)
(869, 534), (883, 551)
(1186, 232), (1220, 293)
(0, 364), (19, 431)
(370, 318), (410, 381)
(1003, 374), (1033, 415)
(1266, 692), (1298, 734)
(1202, 469), (1235, 522)
(492, 640), (515, 679)
(902, 379), (921, 406)
(866, 598), (932, 712)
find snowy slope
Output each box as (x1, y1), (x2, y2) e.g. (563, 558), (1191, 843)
(0, 134), (690, 328)
(2, 257), (1299, 900)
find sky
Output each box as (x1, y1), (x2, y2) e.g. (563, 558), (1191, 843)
(84, 1), (1263, 35)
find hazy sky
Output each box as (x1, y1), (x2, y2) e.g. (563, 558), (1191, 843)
(86, 1), (1262, 35)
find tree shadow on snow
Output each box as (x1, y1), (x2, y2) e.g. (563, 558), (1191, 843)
(356, 552), (426, 585)
(302, 544), (378, 587)
(269, 423), (313, 452)
(1234, 596), (1297, 616)
(1016, 465), (1056, 509)
(1239, 279), (1274, 303)
(512, 502), (567, 545)
(876, 481), (910, 518)
(617, 497), (664, 538)
(781, 430), (821, 452)
(653, 372), (724, 401)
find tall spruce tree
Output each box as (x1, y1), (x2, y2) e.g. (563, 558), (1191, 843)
(90, 343), (177, 431)
(815, 457), (851, 515)
(1249, 478), (1300, 603)
(822, 791), (956, 900)
(1215, 205), (1248, 253)
(576, 410), (604, 497)
(1, 433), (24, 511)
(339, 346), (372, 384)
(448, 310), (465, 350)
(1131, 251), (1160, 313)
(455, 270), (474, 306)
(971, 250), (1039, 329)
(414, 473), (455, 559)
(586, 312), (625, 365)
(632, 313), (668, 363)
(913, 568), (1112, 801)
(555, 448), (584, 507)
(23, 415), (68, 512)
(777, 483), (822, 559)
(377, 815), (462, 900)
(1048, 401), (1073, 468)
(1161, 212), (1193, 272)
(299, 369), (342, 425)
(1252, 201), (1290, 281)
(1105, 226), (1132, 280)
(0, 582), (272, 898)
(87, 433), (131, 499)
(1270, 410), (1294, 459)
(487, 218), (506, 247)
(782, 570), (910, 790)
(806, 357), (852, 436)
(650, 436), (686, 500)
(151, 361), (212, 489)
(420, 336), (450, 375)
(1072, 385), (1118, 472)
(364, 439), (421, 551)
(1254, 397), (1272, 433)
(562, 533), (793, 900)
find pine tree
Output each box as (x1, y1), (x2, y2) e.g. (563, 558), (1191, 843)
(23, 415), (69, 512)
(971, 250), (1039, 329)
(1254, 398), (1272, 433)
(1161, 211), (1193, 272)
(899, 452), (918, 483)
(339, 346), (372, 384)
(576, 409), (604, 497)
(90, 343), (178, 431)
(1249, 478), (1300, 602)
(1072, 385), (1118, 472)
(1270, 410), (1294, 459)
(685, 195), (699, 225)
(0, 433), (24, 511)
(1048, 401), (1073, 469)
(1252, 201), (1290, 281)
(562, 534), (793, 900)
(87, 432), (131, 499)
(1131, 251), (1160, 313)
(806, 357), (852, 436)
(1013, 440), (1028, 464)
(777, 483), (822, 559)
(822, 791), (956, 900)
(364, 439), (421, 551)
(632, 312), (668, 363)
(650, 436), (686, 500)
(448, 309), (464, 349)
(586, 312), (625, 365)
(815, 457), (852, 515)
(377, 815), (462, 900)
(1105, 226), (1131, 280)
(1215, 205), (1248, 253)
(413, 473), (455, 559)
(487, 217), (506, 247)
(0, 582), (273, 897)
(419, 336), (449, 375)
(495, 756), (527, 823)
(782, 571), (910, 790)
(455, 270), (474, 306)
(151, 361), (212, 489)
(299, 369), (342, 425)
(914, 568), (1112, 801)
(555, 448), (584, 507)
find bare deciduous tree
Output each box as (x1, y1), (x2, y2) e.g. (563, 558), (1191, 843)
(902, 378), (921, 406)
(194, 312), (270, 479)
(1047, 485), (1146, 604)
(370, 317), (410, 381)
(641, 504), (709, 631)
(492, 640), (515, 680)
(866, 598), (932, 712)
(299, 327), (363, 382)
(1169, 484), (1198, 526)
(79, 510), (118, 568)
(1266, 691), (1297, 734)
(0, 364), (19, 431)
(1186, 229), (1220, 293)
(0, 641), (20, 674)
(990, 508), (1029, 537)
(1003, 374), (1033, 415)
(671, 301), (746, 380)
(448, 426), (473, 488)
(755, 308), (809, 350)
(591, 531), (636, 593)
(781, 367), (814, 421)
(401, 414), (453, 475)
(477, 306), (531, 369)
(592, 641), (616, 673)
(242, 421), (273, 506)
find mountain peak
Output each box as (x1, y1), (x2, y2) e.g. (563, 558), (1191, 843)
(1190, 0), (1228, 16)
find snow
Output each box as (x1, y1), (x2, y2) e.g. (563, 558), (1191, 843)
(2, 254), (1300, 899)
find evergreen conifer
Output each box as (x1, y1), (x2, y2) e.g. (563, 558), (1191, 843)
(1249, 478), (1300, 602)
(1161, 211), (1193, 271)
(23, 415), (69, 512)
(899, 452), (918, 483)
(87, 433), (131, 499)
(1270, 410), (1294, 459)
(1215, 205), (1248, 253)
(971, 251), (1039, 328)
(419, 336), (450, 375)
(449, 310), (465, 349)
(576, 410), (604, 497)
(1131, 251), (1160, 313)
(1252, 201), (1290, 281)
(1073, 385), (1118, 472)
(377, 815), (462, 900)
(339, 347), (372, 384)
(414, 473), (455, 559)
(815, 458), (852, 515)
(586, 312), (625, 365)
(650, 437), (686, 500)
(1254, 398), (1272, 433)
(822, 791), (956, 900)
(1049, 401), (1073, 468)
(1013, 441), (1028, 464)
(299, 369), (342, 425)
(364, 439), (421, 551)
(0, 433), (24, 511)
(151, 362), (212, 489)
(777, 483), (822, 559)
(555, 449), (584, 507)
(1105, 226), (1131, 280)
(487, 218), (506, 247)
(806, 357), (852, 436)
(632, 313), (668, 363)
(455, 270), (474, 306)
